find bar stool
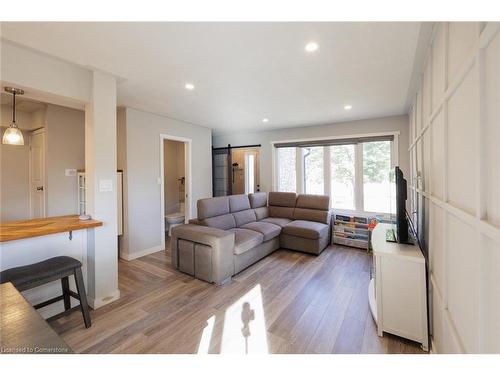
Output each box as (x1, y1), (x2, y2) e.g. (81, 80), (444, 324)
(0, 256), (92, 328)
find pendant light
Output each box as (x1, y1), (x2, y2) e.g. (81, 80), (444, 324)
(2, 87), (25, 146)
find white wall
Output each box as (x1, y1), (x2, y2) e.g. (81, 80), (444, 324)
(213, 115), (409, 194)
(45, 104), (85, 216)
(408, 22), (500, 353)
(84, 70), (119, 309)
(1, 40), (91, 105)
(118, 107), (212, 260)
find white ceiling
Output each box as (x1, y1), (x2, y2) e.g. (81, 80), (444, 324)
(1, 22), (423, 133)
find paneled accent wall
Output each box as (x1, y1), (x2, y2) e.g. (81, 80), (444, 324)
(408, 22), (500, 353)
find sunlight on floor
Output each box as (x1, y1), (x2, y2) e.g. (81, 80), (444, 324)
(197, 284), (269, 354)
(220, 284), (269, 354)
(197, 315), (215, 354)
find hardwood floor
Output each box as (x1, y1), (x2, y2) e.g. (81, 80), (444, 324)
(50, 243), (425, 354)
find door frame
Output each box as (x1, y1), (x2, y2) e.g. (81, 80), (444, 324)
(159, 134), (192, 250)
(29, 128), (47, 219)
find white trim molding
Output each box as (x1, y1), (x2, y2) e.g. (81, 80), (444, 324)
(120, 245), (164, 262)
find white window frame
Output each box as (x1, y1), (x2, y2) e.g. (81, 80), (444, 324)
(271, 131), (400, 214)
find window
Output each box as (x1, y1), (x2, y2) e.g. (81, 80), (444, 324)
(277, 147), (296, 192)
(274, 136), (396, 213)
(363, 141), (395, 213)
(331, 145), (355, 210)
(303, 147), (324, 195)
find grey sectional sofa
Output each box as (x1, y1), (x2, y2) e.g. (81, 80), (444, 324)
(171, 192), (331, 285)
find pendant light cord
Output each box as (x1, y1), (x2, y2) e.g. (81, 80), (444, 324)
(12, 92), (16, 126)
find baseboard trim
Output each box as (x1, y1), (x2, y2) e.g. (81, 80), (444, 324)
(88, 289), (120, 309)
(430, 339), (437, 354)
(120, 245), (164, 261)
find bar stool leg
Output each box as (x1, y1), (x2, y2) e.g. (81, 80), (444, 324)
(73, 267), (92, 328)
(61, 276), (71, 311)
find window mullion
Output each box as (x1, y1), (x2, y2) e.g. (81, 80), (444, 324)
(324, 146), (331, 198)
(355, 143), (364, 211)
(296, 147), (304, 194)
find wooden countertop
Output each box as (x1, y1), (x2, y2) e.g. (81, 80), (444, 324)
(0, 215), (102, 243)
(0, 282), (72, 353)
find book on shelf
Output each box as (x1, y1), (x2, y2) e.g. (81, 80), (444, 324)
(335, 214), (352, 222)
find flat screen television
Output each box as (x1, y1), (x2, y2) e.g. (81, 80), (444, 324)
(395, 166), (409, 244)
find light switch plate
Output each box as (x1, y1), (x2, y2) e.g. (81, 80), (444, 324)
(65, 168), (77, 177)
(99, 179), (113, 192)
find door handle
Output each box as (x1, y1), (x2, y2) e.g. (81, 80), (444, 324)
(36, 186), (44, 191)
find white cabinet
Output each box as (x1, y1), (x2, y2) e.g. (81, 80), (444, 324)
(370, 223), (429, 351)
(77, 171), (123, 236)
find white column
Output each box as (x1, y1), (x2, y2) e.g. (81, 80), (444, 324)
(84, 71), (119, 309)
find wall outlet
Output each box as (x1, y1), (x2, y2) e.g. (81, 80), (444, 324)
(65, 168), (77, 177)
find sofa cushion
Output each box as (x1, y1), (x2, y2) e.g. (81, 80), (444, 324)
(254, 206), (269, 220)
(229, 194), (251, 212)
(198, 196), (229, 219)
(260, 217), (292, 227)
(233, 209), (257, 227)
(229, 228), (264, 255)
(268, 192), (297, 207)
(268, 205), (295, 219)
(241, 221), (281, 241)
(203, 213), (236, 230)
(282, 220), (329, 240)
(293, 208), (330, 224)
(296, 194), (330, 210)
(249, 192), (267, 208)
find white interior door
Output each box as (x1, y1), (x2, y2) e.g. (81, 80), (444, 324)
(30, 129), (46, 218)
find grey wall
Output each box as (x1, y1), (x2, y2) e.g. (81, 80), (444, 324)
(0, 131), (30, 221)
(0, 103), (85, 221)
(118, 107), (212, 259)
(1, 105), (36, 220)
(46, 104), (85, 216)
(213, 115), (410, 193)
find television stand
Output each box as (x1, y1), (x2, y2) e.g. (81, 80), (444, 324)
(385, 228), (414, 245)
(370, 223), (428, 351)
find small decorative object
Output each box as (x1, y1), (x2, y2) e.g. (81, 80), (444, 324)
(79, 214), (91, 221)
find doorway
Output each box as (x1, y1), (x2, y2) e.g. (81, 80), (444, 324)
(159, 134), (191, 248)
(212, 145), (261, 196)
(231, 148), (260, 195)
(29, 128), (46, 218)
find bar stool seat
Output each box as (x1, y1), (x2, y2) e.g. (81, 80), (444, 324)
(0, 256), (92, 328)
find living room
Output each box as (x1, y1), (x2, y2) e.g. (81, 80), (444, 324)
(1, 1), (499, 373)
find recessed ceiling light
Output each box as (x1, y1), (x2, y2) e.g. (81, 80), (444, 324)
(305, 42), (319, 53)
(185, 83), (195, 90)
(344, 105), (352, 110)
(262, 118), (269, 123)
